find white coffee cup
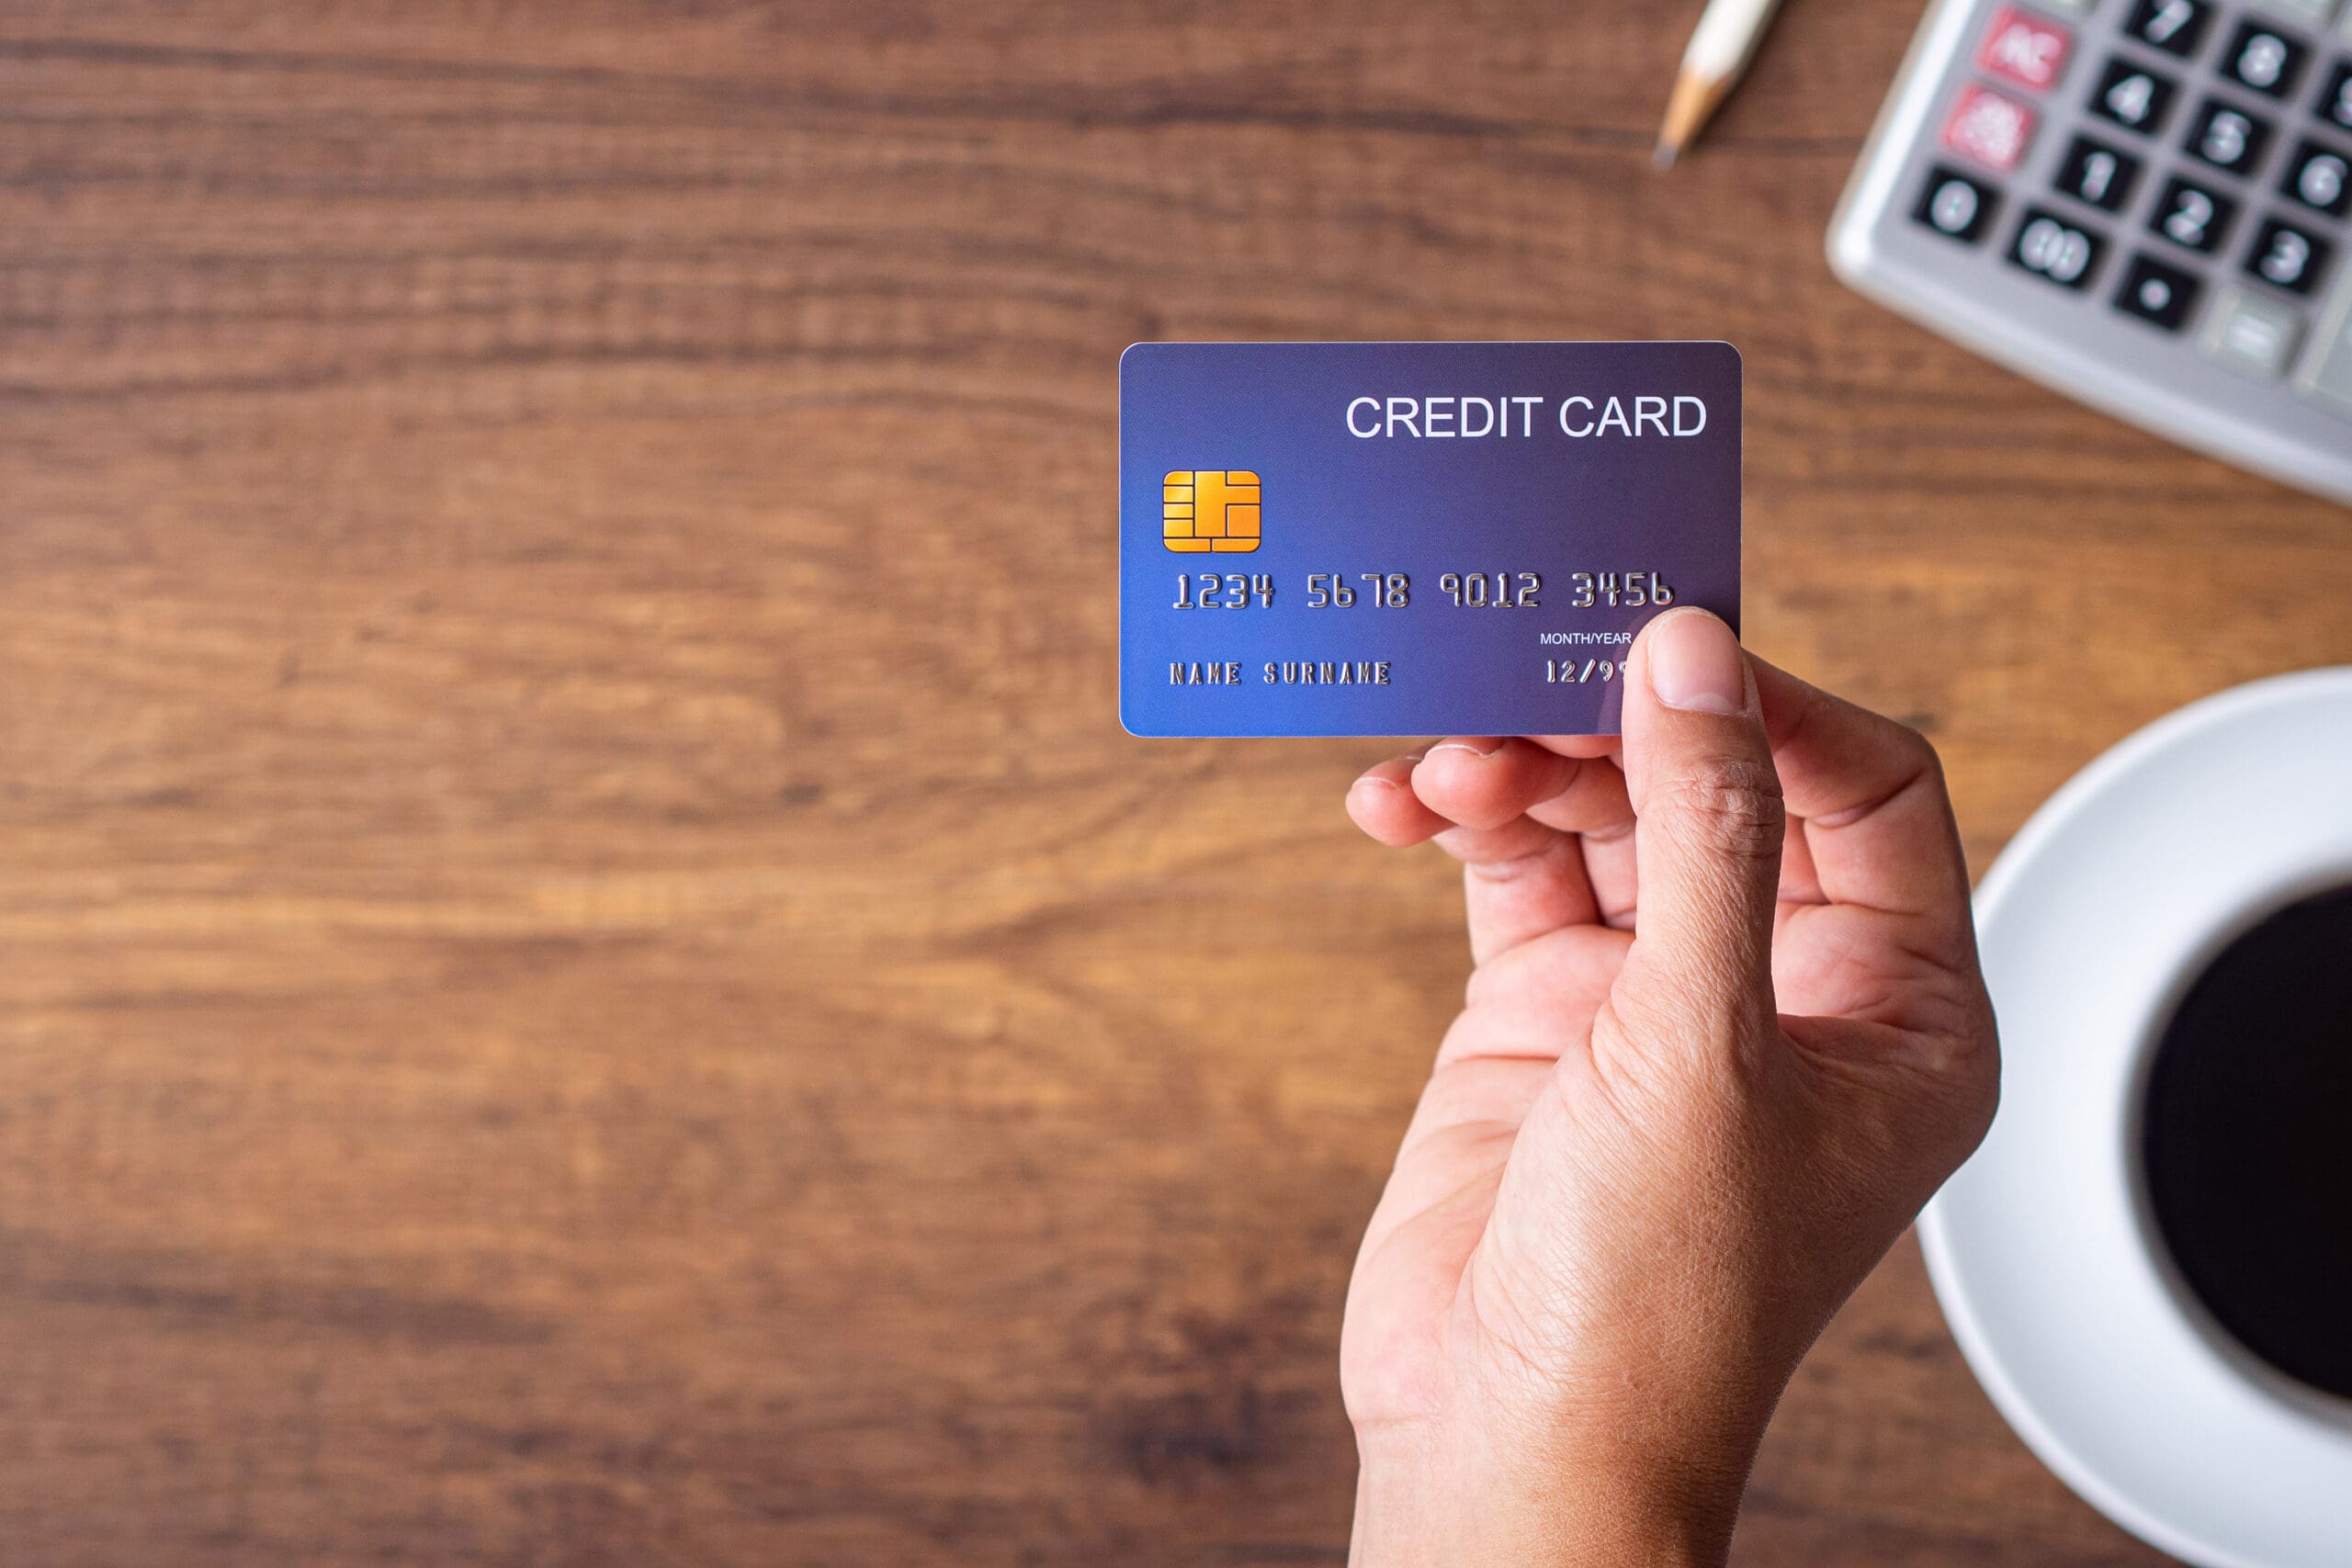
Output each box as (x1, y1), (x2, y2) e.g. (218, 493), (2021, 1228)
(1921, 667), (2352, 1568)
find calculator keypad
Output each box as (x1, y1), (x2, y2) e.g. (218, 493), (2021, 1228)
(2044, 12), (2347, 352)
(1867, 0), (2352, 468)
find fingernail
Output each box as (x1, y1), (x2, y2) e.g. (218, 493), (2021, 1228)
(1645, 610), (1746, 716)
(1424, 739), (1502, 760)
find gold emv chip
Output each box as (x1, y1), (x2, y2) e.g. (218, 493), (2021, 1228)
(1162, 470), (1261, 553)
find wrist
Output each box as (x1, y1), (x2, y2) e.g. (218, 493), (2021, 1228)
(1351, 1418), (1754, 1568)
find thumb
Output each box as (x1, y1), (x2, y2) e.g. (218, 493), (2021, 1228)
(1616, 607), (1784, 1036)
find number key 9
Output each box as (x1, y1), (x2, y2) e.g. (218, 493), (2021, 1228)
(2323, 63), (2352, 135)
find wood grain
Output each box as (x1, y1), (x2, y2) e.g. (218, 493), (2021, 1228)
(4, 3), (2346, 1562)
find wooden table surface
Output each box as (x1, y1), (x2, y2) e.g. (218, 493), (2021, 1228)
(6, 3), (2348, 1563)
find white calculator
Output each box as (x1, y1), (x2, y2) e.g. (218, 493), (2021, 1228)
(1831, 0), (2352, 504)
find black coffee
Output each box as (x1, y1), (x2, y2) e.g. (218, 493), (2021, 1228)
(2142, 885), (2352, 1401)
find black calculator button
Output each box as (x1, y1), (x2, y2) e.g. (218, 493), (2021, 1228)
(2089, 58), (2181, 135)
(2124, 0), (2216, 59)
(2280, 140), (2352, 217)
(2008, 206), (2109, 288)
(2149, 175), (2241, 253)
(2055, 135), (2143, 210)
(1913, 165), (2002, 242)
(2322, 62), (2352, 134)
(2184, 98), (2275, 175)
(2112, 253), (2203, 330)
(2244, 215), (2334, 294)
(2219, 20), (2309, 100)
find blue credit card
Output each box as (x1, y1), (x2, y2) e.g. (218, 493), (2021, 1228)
(1119, 341), (1741, 738)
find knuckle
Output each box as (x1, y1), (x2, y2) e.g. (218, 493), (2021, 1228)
(1656, 758), (1785, 862)
(1932, 1008), (2003, 1140)
(1902, 724), (1946, 785)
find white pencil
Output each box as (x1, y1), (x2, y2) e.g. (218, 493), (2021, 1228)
(1655, 0), (1791, 170)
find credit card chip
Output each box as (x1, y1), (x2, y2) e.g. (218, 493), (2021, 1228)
(1163, 469), (1261, 553)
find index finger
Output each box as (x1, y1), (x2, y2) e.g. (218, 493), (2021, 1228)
(1752, 657), (1972, 937)
(1526, 734), (1623, 761)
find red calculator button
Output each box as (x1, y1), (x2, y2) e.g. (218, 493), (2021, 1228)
(1942, 84), (2039, 172)
(1984, 6), (2079, 94)
(1978, 6), (2073, 93)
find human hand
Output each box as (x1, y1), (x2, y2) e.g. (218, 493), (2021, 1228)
(1339, 608), (1998, 1566)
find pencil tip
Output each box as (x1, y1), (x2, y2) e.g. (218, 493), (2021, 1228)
(1652, 141), (1678, 172)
